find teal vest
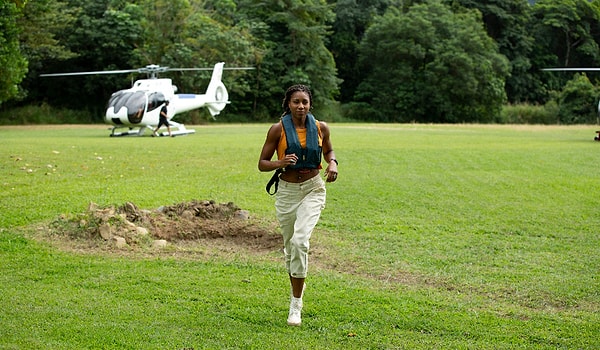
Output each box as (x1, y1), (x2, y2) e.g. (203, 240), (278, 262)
(281, 113), (321, 169)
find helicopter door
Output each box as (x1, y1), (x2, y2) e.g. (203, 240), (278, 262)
(126, 92), (147, 124)
(147, 92), (166, 112)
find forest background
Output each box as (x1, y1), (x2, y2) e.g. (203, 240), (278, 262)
(1, 0), (600, 125)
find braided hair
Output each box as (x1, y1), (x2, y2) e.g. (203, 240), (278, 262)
(281, 84), (313, 116)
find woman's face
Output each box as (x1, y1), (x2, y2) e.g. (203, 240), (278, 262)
(288, 91), (311, 119)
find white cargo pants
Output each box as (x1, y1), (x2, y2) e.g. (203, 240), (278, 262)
(275, 175), (326, 279)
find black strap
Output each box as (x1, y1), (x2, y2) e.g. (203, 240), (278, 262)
(266, 169), (283, 195)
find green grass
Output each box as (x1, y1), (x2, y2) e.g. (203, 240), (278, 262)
(1, 123), (599, 349)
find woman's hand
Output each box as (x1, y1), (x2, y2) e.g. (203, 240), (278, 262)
(325, 160), (338, 182)
(284, 153), (298, 167)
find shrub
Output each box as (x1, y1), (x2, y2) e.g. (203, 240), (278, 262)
(557, 74), (599, 124)
(0, 103), (94, 124)
(499, 103), (557, 124)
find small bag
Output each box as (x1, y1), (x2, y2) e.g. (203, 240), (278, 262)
(266, 169), (283, 195)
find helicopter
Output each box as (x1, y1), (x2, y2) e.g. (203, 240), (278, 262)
(40, 62), (253, 137)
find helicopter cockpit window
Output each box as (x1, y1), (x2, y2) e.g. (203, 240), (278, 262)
(107, 91), (147, 124)
(107, 91), (129, 112)
(147, 92), (166, 112)
(108, 91), (145, 111)
(126, 92), (146, 123)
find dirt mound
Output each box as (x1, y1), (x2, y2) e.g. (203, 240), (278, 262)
(48, 200), (281, 252)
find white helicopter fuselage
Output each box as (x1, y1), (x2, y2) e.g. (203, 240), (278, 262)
(104, 78), (174, 127)
(104, 62), (229, 136)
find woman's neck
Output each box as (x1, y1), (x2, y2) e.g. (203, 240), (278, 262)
(292, 115), (306, 129)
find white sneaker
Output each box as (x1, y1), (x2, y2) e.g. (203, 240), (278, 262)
(287, 297), (303, 326)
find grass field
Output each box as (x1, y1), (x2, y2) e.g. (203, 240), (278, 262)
(1, 123), (599, 349)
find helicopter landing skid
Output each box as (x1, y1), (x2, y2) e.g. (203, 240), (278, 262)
(156, 129), (196, 137)
(108, 123), (195, 137)
(155, 121), (196, 137)
(109, 126), (147, 137)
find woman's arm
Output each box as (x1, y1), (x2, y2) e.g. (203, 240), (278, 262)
(258, 122), (300, 172)
(320, 122), (338, 182)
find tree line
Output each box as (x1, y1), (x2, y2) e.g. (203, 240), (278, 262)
(1, 0), (600, 124)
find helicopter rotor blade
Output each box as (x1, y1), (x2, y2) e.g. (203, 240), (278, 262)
(40, 69), (139, 77)
(542, 68), (600, 72)
(40, 65), (255, 78)
(223, 67), (256, 70)
(168, 67), (256, 72)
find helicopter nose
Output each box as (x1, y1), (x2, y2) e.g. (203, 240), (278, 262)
(105, 105), (130, 124)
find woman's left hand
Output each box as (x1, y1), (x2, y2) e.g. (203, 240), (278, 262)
(325, 164), (338, 182)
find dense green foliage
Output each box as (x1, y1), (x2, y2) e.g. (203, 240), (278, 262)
(236, 0), (340, 116)
(353, 2), (509, 122)
(443, 0), (535, 104)
(557, 73), (599, 123)
(528, 0), (600, 101)
(0, 0), (27, 104)
(1, 0), (600, 123)
(328, 0), (391, 103)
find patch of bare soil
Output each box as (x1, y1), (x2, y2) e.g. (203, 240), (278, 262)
(45, 200), (282, 255)
(37, 200), (435, 293)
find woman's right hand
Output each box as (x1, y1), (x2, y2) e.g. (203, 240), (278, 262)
(283, 153), (298, 168)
